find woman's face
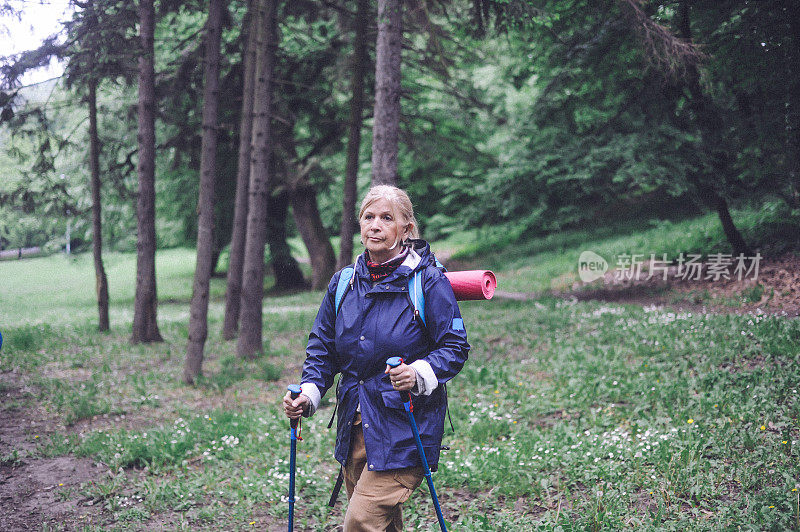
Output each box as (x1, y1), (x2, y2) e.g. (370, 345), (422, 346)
(360, 198), (408, 263)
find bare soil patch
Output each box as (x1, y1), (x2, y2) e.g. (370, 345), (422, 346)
(0, 371), (61, 457)
(446, 486), (556, 521)
(533, 409), (571, 429)
(0, 457), (106, 530)
(0, 372), (109, 531)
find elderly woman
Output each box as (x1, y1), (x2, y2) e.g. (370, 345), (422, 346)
(283, 185), (470, 531)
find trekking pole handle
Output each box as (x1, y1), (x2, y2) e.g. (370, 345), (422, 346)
(386, 357), (411, 402)
(386, 356), (403, 368)
(288, 384), (302, 429)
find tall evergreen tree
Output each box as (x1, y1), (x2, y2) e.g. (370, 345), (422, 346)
(674, 0), (752, 256)
(131, 0), (163, 343)
(87, 77), (110, 331)
(371, 0), (402, 186)
(237, 0), (278, 358)
(281, 125), (335, 290)
(185, 0), (226, 384)
(338, 0), (370, 268)
(63, 0), (136, 332)
(223, 0), (258, 340)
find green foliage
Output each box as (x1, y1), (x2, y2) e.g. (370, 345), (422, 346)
(1, 323), (53, 353)
(438, 297), (800, 529)
(77, 410), (255, 470)
(448, 3), (703, 234)
(0, 449), (22, 467)
(36, 375), (117, 425)
(4, 0), (799, 259)
(742, 283), (765, 304)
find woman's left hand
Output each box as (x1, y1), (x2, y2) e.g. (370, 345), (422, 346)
(385, 362), (417, 392)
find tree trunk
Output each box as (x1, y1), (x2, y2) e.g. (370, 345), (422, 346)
(292, 180), (336, 290)
(87, 79), (109, 332)
(210, 244), (223, 277)
(694, 182), (753, 256)
(677, 1), (752, 256)
(237, 0), (277, 358)
(338, 0), (370, 269)
(370, 0), (402, 186)
(267, 187), (306, 290)
(184, 0), (225, 384)
(223, 0), (258, 340)
(784, 0), (800, 207)
(131, 0), (163, 344)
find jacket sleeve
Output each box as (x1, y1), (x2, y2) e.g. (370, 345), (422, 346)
(300, 272), (342, 414)
(418, 268), (470, 385)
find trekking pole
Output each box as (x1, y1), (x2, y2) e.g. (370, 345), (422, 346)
(386, 357), (448, 532)
(287, 384), (302, 531)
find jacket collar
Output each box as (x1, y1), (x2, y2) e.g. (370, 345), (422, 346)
(354, 239), (429, 281)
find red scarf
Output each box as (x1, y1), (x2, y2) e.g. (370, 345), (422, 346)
(366, 248), (409, 283)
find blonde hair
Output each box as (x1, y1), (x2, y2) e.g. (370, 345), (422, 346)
(358, 185), (420, 241)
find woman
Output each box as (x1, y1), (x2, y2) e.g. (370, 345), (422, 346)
(283, 185), (470, 531)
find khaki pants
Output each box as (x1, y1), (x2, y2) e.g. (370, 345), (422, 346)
(343, 416), (424, 531)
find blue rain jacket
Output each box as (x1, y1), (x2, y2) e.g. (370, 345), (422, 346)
(301, 240), (470, 472)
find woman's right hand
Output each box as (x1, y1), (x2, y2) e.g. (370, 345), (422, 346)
(283, 391), (310, 419)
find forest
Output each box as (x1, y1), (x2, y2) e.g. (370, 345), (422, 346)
(1, 0), (800, 529)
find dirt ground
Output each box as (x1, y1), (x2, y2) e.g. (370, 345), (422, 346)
(0, 372), (108, 531)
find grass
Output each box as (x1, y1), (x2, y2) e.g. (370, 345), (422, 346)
(37, 375), (118, 425)
(1, 217), (799, 530)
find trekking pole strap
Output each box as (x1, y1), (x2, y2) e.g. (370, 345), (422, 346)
(327, 466), (345, 507)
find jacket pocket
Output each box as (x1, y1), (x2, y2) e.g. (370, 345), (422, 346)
(381, 390), (406, 410)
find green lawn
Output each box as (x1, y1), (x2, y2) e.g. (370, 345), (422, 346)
(1, 224), (799, 530)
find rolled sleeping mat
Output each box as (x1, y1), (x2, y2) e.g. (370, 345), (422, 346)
(444, 270), (496, 301)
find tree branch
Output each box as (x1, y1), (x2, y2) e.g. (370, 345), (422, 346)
(617, 0), (705, 79)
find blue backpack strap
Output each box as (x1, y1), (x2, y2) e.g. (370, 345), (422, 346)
(408, 270), (425, 325)
(408, 266), (454, 434)
(335, 267), (354, 314)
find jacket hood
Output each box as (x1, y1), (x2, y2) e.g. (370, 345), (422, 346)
(408, 238), (432, 262)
